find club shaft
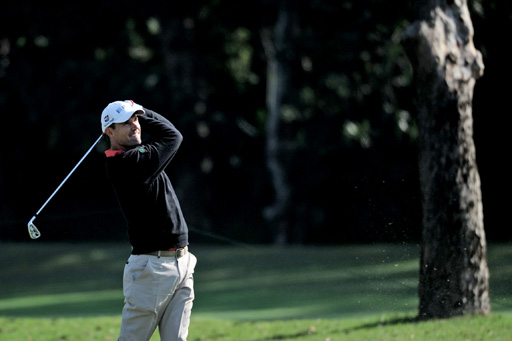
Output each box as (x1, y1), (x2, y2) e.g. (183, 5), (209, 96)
(34, 134), (104, 217)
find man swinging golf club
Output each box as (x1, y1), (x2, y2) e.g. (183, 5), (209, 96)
(101, 100), (196, 341)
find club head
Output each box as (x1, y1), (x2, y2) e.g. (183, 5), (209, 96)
(27, 217), (41, 239)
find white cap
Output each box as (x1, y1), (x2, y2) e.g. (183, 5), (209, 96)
(101, 100), (145, 132)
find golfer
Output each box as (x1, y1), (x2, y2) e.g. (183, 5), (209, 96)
(101, 100), (196, 341)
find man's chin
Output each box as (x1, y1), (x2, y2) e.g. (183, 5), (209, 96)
(129, 137), (142, 145)
(122, 140), (142, 149)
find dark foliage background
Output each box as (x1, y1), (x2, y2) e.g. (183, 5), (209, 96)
(0, 1), (507, 244)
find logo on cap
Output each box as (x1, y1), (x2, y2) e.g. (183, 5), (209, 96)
(104, 115), (110, 123)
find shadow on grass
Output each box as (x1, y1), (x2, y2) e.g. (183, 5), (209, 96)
(250, 326), (319, 340)
(251, 316), (420, 341)
(343, 315), (420, 332)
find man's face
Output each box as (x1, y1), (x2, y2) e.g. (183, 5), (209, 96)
(107, 113), (142, 150)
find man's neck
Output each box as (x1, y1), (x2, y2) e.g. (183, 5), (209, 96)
(110, 142), (127, 151)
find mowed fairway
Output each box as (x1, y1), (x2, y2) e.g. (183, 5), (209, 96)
(0, 241), (511, 340)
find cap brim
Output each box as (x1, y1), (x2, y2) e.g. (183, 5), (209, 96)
(112, 108), (144, 124)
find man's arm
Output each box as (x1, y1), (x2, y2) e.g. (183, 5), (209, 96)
(113, 108), (183, 184)
(139, 107), (183, 162)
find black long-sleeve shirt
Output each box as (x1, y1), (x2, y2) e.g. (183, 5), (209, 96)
(105, 109), (188, 254)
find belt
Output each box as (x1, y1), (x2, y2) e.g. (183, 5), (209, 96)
(142, 246), (188, 258)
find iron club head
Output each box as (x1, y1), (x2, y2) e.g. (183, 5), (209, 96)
(25, 134), (104, 240)
(28, 216), (41, 239)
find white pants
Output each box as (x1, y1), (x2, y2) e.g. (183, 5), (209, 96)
(118, 251), (197, 341)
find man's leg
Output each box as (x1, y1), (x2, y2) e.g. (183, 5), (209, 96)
(118, 255), (160, 341)
(159, 252), (197, 341)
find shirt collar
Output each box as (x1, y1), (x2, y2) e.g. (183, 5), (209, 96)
(105, 149), (123, 157)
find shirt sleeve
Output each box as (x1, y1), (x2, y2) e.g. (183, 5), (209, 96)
(117, 108), (183, 185)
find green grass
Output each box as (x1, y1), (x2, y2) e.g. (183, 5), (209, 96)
(0, 241), (511, 340)
(1, 314), (511, 340)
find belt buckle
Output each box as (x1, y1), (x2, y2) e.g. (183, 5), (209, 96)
(175, 246), (186, 258)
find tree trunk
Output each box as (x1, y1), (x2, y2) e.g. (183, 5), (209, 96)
(261, 4), (298, 245)
(159, 17), (197, 107)
(401, 0), (490, 319)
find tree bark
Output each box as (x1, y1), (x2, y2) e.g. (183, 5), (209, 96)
(401, 0), (490, 319)
(261, 4), (298, 244)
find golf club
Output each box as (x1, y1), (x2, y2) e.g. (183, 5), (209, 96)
(27, 133), (105, 239)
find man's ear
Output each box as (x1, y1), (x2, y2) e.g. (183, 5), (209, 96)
(105, 126), (115, 138)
